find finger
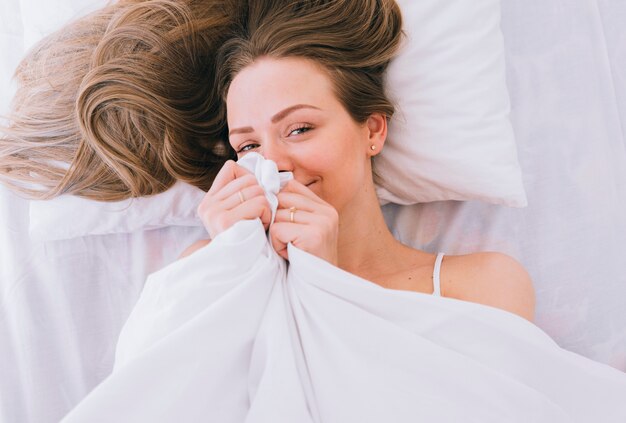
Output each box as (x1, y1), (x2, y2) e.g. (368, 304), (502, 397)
(258, 197), (273, 230)
(277, 249), (289, 260)
(208, 160), (252, 195)
(197, 175), (263, 217)
(215, 173), (260, 201)
(281, 179), (325, 203)
(213, 195), (271, 234)
(207, 160), (237, 195)
(273, 240), (289, 260)
(273, 207), (313, 225)
(229, 194), (271, 218)
(269, 222), (291, 260)
(276, 192), (317, 213)
(270, 220), (309, 247)
(215, 175), (265, 209)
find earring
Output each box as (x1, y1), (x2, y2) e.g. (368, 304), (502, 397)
(370, 145), (377, 151)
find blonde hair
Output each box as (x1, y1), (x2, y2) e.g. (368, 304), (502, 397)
(217, 0), (403, 125)
(0, 0), (237, 201)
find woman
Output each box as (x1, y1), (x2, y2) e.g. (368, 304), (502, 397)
(0, 0), (532, 320)
(183, 0), (535, 321)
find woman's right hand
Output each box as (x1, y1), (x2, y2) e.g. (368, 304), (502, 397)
(197, 160), (272, 239)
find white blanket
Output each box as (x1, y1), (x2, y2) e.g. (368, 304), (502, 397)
(61, 218), (626, 422)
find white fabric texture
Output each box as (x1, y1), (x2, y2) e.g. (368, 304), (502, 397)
(1, 1), (626, 422)
(62, 218), (626, 423)
(377, 0), (527, 207)
(236, 152), (293, 223)
(29, 181), (206, 241)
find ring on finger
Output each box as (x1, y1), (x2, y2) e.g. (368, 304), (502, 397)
(238, 190), (246, 204)
(289, 206), (297, 223)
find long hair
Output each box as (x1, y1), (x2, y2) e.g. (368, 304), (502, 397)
(0, 0), (238, 201)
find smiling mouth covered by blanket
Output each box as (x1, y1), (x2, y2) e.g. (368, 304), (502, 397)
(61, 154), (626, 423)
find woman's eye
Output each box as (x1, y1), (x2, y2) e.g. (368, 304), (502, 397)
(238, 143), (259, 153)
(288, 125), (312, 137)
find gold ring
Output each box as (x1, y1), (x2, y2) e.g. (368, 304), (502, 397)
(238, 190), (245, 204)
(289, 206), (297, 223)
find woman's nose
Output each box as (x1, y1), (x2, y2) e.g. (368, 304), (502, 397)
(262, 141), (293, 172)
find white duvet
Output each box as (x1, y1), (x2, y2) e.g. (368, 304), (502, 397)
(61, 215), (626, 422)
(62, 154), (626, 422)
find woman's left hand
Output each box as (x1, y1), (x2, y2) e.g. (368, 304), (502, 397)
(270, 180), (339, 265)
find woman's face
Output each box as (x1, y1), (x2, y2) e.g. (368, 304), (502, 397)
(226, 56), (382, 212)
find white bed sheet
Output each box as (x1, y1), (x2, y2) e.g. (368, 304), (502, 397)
(1, 0), (625, 422)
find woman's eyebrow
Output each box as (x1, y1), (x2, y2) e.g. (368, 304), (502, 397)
(270, 104), (321, 123)
(229, 104), (321, 136)
(229, 126), (253, 136)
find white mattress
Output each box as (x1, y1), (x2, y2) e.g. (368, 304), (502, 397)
(1, 0), (625, 422)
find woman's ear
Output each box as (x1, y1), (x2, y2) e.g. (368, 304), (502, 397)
(365, 113), (387, 156)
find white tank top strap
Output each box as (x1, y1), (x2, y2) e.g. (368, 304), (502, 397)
(432, 252), (445, 296)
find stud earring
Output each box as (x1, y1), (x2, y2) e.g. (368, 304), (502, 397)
(370, 145), (377, 151)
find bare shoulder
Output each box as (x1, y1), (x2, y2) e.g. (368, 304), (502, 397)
(179, 239), (211, 259)
(441, 252), (535, 322)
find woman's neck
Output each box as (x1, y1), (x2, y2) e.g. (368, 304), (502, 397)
(335, 184), (406, 279)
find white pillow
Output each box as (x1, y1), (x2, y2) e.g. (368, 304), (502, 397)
(376, 0), (527, 207)
(29, 182), (205, 242)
